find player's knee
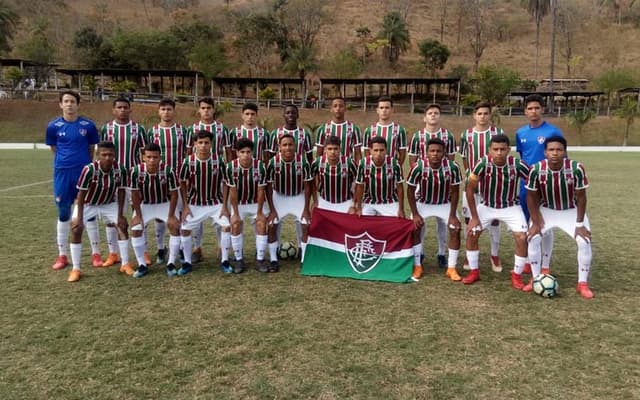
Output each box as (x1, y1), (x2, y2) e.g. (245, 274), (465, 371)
(57, 204), (72, 222)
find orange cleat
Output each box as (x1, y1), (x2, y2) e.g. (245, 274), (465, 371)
(445, 268), (462, 281)
(511, 271), (525, 290)
(102, 253), (121, 267)
(576, 282), (594, 299)
(92, 253), (103, 268)
(67, 269), (81, 282)
(143, 251), (152, 266)
(490, 255), (502, 272)
(462, 269), (480, 285)
(119, 263), (135, 276)
(51, 255), (69, 270)
(411, 265), (423, 282)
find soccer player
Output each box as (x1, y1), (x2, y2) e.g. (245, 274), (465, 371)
(265, 134), (313, 272)
(311, 135), (358, 213)
(226, 138), (269, 273)
(178, 130), (231, 276)
(408, 103), (457, 269)
(363, 96), (408, 165)
(316, 97), (362, 163)
(525, 136), (594, 299)
(406, 138), (462, 282)
(459, 101), (505, 272)
(100, 97), (147, 268)
(46, 90), (100, 271)
(129, 143), (181, 278)
(516, 94), (564, 274)
(269, 104), (314, 164)
(351, 136), (405, 218)
(462, 135), (530, 288)
(228, 103), (270, 163)
(67, 142), (130, 282)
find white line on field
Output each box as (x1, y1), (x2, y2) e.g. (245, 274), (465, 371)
(0, 195), (51, 199)
(0, 179), (52, 192)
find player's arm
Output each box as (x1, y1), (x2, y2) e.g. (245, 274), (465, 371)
(73, 189), (88, 232)
(406, 180), (422, 229)
(229, 185), (241, 226)
(526, 188), (543, 239)
(396, 181), (405, 219)
(398, 148), (406, 166)
(116, 184), (128, 235)
(449, 182), (461, 229)
(575, 188), (591, 242)
(49, 145), (56, 154)
(131, 189), (144, 229)
(179, 180), (191, 222)
(352, 183), (363, 216)
(302, 180), (312, 223)
(465, 173), (481, 234)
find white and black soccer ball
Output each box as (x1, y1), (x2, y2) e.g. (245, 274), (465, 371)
(278, 241), (298, 260)
(532, 274), (559, 298)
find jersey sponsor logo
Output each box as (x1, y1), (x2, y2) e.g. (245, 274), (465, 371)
(55, 121), (64, 127)
(345, 232), (386, 274)
(537, 136), (546, 144)
(79, 120), (91, 126)
(58, 131), (66, 137)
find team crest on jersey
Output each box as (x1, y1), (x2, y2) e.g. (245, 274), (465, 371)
(345, 232), (386, 274)
(537, 136), (546, 144)
(467, 136), (474, 143)
(79, 129), (87, 136)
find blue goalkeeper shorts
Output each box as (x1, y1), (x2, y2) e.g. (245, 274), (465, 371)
(53, 166), (83, 221)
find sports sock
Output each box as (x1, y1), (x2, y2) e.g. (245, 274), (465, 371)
(467, 250), (480, 270)
(106, 225), (118, 254)
(489, 224), (500, 257)
(215, 225), (222, 247)
(448, 248), (459, 268)
(57, 220), (70, 256)
(541, 229), (554, 268)
(300, 241), (307, 262)
(193, 222), (203, 249)
(180, 236), (193, 264)
(513, 255), (527, 274)
(269, 241), (279, 262)
(70, 243), (82, 270)
(576, 236), (592, 283)
(220, 230), (231, 262)
(86, 219), (100, 254)
(117, 240), (130, 265)
(527, 234), (542, 276)
(131, 236), (146, 266)
(231, 234), (243, 260)
(155, 221), (166, 250)
(295, 221), (303, 247)
(168, 235), (181, 265)
(256, 235), (268, 261)
(436, 218), (447, 255)
(412, 244), (422, 265)
(143, 224), (149, 246)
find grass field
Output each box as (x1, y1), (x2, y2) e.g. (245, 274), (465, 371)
(1, 150), (639, 399)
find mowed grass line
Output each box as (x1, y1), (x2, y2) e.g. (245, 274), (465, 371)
(0, 150), (638, 399)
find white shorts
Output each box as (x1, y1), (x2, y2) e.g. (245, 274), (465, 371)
(273, 191), (308, 224)
(462, 192), (482, 219)
(477, 204), (527, 233)
(413, 202), (453, 222)
(538, 207), (591, 237)
(181, 204), (230, 231)
(316, 197), (352, 214)
(73, 202), (119, 225)
(131, 202), (176, 230)
(231, 203), (270, 222)
(362, 202), (400, 217)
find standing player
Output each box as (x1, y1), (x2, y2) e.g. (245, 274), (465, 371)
(408, 103), (457, 269)
(316, 97), (362, 163)
(516, 94), (564, 274)
(363, 96), (408, 165)
(459, 101), (505, 272)
(462, 136), (529, 288)
(265, 134), (313, 272)
(525, 136), (594, 298)
(269, 104), (314, 164)
(228, 103), (270, 162)
(406, 138), (462, 282)
(67, 142), (130, 282)
(46, 91), (100, 270)
(129, 143), (181, 278)
(311, 135), (358, 213)
(226, 138), (269, 273)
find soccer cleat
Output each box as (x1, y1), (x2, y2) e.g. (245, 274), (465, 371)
(67, 269), (81, 282)
(541, 267), (551, 275)
(119, 263), (135, 276)
(92, 253), (103, 268)
(166, 263), (178, 277)
(522, 263), (532, 274)
(156, 248), (167, 264)
(511, 271), (525, 290)
(268, 260), (280, 273)
(192, 247), (203, 264)
(102, 253), (121, 267)
(445, 268), (462, 281)
(437, 255), (447, 269)
(233, 259), (246, 274)
(256, 259), (269, 273)
(463, 257), (471, 270)
(410, 265), (423, 282)
(143, 251), (152, 266)
(177, 262), (193, 276)
(220, 260), (233, 274)
(179, 249), (185, 264)
(462, 269), (480, 285)
(52, 255), (69, 270)
(490, 255), (502, 273)
(522, 280), (534, 292)
(133, 265), (149, 278)
(576, 282), (594, 299)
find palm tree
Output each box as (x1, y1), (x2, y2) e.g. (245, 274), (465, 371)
(615, 97), (639, 146)
(521, 0), (551, 81)
(0, 1), (19, 54)
(283, 45), (317, 107)
(378, 11), (410, 64)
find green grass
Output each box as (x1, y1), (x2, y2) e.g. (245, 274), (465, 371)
(0, 150), (639, 399)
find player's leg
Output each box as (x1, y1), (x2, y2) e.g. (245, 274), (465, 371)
(499, 206), (529, 290)
(67, 204), (97, 282)
(541, 230), (554, 274)
(102, 203), (133, 276)
(218, 215), (233, 273)
(230, 207), (246, 274)
(556, 209), (594, 298)
(462, 204), (489, 285)
(461, 192), (471, 270)
(85, 217), (102, 267)
(130, 210), (148, 277)
(488, 220), (502, 272)
(435, 218), (448, 268)
(177, 205), (208, 275)
(410, 207), (425, 282)
(52, 168), (78, 270)
(255, 211), (269, 272)
(155, 219), (167, 263)
(103, 223), (122, 267)
(191, 221), (204, 263)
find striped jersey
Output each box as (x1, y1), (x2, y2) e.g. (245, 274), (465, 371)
(315, 121), (362, 157)
(472, 155), (529, 209)
(311, 155), (357, 203)
(180, 153), (225, 206)
(269, 126), (313, 155)
(228, 126), (269, 158)
(147, 124), (189, 173)
(266, 153), (312, 196)
(526, 159), (588, 210)
(129, 162), (178, 204)
(187, 121), (228, 159)
(406, 158), (462, 205)
(459, 126), (505, 173)
(100, 121), (146, 171)
(356, 155), (403, 204)
(76, 161), (126, 206)
(362, 122), (408, 159)
(225, 158), (267, 205)
(408, 128), (456, 158)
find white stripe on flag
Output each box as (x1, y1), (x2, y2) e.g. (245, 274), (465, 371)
(308, 237), (414, 259)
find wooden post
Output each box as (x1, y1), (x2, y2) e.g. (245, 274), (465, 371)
(456, 80), (461, 116)
(194, 73), (198, 105)
(410, 81), (415, 114)
(363, 81), (367, 111)
(173, 75), (177, 96)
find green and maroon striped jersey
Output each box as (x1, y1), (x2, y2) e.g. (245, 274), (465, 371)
(362, 122), (408, 159)
(408, 128), (456, 158)
(269, 126), (313, 155)
(356, 155), (403, 204)
(266, 153), (312, 196)
(311, 155), (357, 203)
(76, 161), (126, 206)
(316, 120), (362, 158)
(100, 120), (146, 171)
(129, 162), (178, 205)
(406, 158), (461, 205)
(180, 153), (225, 206)
(526, 158), (588, 210)
(187, 121), (228, 159)
(147, 124), (189, 173)
(225, 158), (267, 205)
(228, 126), (269, 158)
(471, 155), (529, 209)
(459, 126), (505, 173)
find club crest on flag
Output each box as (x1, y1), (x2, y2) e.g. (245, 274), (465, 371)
(345, 232), (386, 274)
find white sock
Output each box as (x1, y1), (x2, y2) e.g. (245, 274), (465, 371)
(269, 241), (279, 262)
(489, 224), (500, 257)
(143, 224), (149, 247)
(295, 221), (303, 246)
(168, 235), (181, 265)
(118, 240), (130, 265)
(180, 235), (193, 264)
(514, 255), (527, 274)
(155, 221), (166, 250)
(527, 234), (542, 277)
(106, 225), (118, 254)
(193, 222), (203, 248)
(577, 236), (592, 283)
(131, 236), (147, 266)
(70, 242), (82, 270)
(448, 248), (459, 268)
(412, 244), (422, 265)
(216, 225), (222, 247)
(541, 229), (554, 268)
(300, 241), (307, 262)
(231, 234), (243, 260)
(467, 250), (480, 270)
(436, 219), (447, 255)
(220, 230), (231, 262)
(86, 219), (100, 254)
(57, 220), (70, 256)
(256, 235), (268, 261)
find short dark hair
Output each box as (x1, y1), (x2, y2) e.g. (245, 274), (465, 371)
(97, 141), (115, 150)
(545, 135), (567, 150)
(236, 138), (254, 151)
(194, 129), (213, 141)
(377, 95), (393, 106)
(474, 101), (492, 112)
(59, 90), (80, 104)
(490, 135), (510, 146)
(199, 97), (215, 107)
(279, 133), (295, 143)
(112, 97), (130, 107)
(284, 103), (298, 112)
(332, 96), (345, 103)
(159, 98), (176, 108)
(325, 135), (341, 147)
(370, 135), (387, 148)
(242, 102), (258, 112)
(425, 103), (441, 113)
(143, 143), (161, 153)
(427, 138), (445, 149)
(525, 94), (544, 108)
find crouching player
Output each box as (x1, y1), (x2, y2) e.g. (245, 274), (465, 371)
(67, 141), (129, 282)
(129, 143), (181, 278)
(525, 136), (594, 298)
(406, 138), (462, 282)
(226, 138), (269, 273)
(311, 135), (358, 214)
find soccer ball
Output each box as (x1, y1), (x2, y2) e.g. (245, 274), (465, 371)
(278, 241), (298, 260)
(532, 274), (559, 298)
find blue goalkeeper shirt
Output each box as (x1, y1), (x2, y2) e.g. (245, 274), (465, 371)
(45, 116), (99, 169)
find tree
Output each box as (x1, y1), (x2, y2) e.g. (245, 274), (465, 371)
(280, 0), (328, 50)
(418, 39), (450, 77)
(283, 44), (317, 81)
(615, 97), (639, 146)
(73, 27), (114, 69)
(471, 65), (521, 107)
(17, 24), (55, 84)
(466, 0), (491, 72)
(327, 47), (363, 79)
(566, 109), (595, 144)
(378, 11), (410, 64)
(0, 1), (19, 54)
(187, 41), (227, 80)
(521, 0), (551, 81)
(231, 12), (278, 77)
(600, 0), (639, 25)
(594, 69), (638, 115)
(5, 66), (25, 92)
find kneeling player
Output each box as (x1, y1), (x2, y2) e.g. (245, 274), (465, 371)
(311, 135), (358, 214)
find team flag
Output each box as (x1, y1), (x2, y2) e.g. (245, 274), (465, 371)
(302, 208), (414, 283)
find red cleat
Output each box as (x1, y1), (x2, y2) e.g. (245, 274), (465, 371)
(522, 280), (533, 292)
(511, 272), (525, 290)
(541, 267), (551, 275)
(576, 282), (594, 299)
(92, 253), (103, 268)
(522, 263), (532, 274)
(51, 255), (69, 270)
(462, 269), (480, 285)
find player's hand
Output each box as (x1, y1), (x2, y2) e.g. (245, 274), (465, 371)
(467, 218), (482, 236)
(412, 214), (423, 229)
(575, 226), (591, 243)
(301, 209), (311, 225)
(398, 209), (406, 219)
(527, 223), (542, 240)
(167, 215), (180, 232)
(230, 212), (241, 226)
(448, 216), (461, 231)
(181, 205), (192, 223)
(267, 211), (278, 225)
